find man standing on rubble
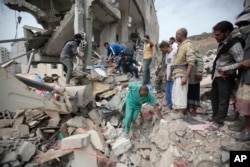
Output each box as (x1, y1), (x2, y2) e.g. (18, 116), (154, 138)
(159, 41), (177, 110)
(154, 41), (167, 98)
(122, 82), (165, 137)
(172, 28), (195, 116)
(234, 9), (250, 141)
(209, 21), (244, 130)
(60, 33), (85, 86)
(143, 35), (154, 85)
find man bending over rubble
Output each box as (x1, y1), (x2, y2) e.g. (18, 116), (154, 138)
(122, 82), (166, 137)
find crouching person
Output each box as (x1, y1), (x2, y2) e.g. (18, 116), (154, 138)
(122, 82), (165, 138)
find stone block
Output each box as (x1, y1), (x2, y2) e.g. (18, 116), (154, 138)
(17, 124), (29, 137)
(88, 130), (104, 152)
(61, 134), (90, 149)
(110, 116), (119, 127)
(115, 75), (128, 82)
(111, 137), (132, 156)
(103, 122), (117, 140)
(18, 141), (36, 162)
(88, 109), (101, 125)
(66, 116), (84, 128)
(0, 119), (14, 128)
(0, 151), (17, 164)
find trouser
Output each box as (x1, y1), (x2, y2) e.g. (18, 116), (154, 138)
(211, 76), (235, 125)
(166, 80), (173, 109)
(61, 58), (73, 84)
(122, 102), (141, 134)
(143, 58), (152, 84)
(122, 64), (139, 78)
(155, 73), (163, 92)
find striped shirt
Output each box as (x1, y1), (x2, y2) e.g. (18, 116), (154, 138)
(214, 35), (244, 78)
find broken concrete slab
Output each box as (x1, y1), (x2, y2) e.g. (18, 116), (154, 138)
(0, 119), (14, 128)
(67, 127), (76, 135)
(17, 124), (30, 137)
(110, 116), (119, 127)
(47, 119), (59, 127)
(35, 149), (73, 164)
(88, 130), (104, 152)
(111, 137), (132, 156)
(61, 134), (90, 149)
(103, 122), (117, 140)
(13, 115), (24, 128)
(0, 128), (18, 138)
(114, 75), (129, 82)
(66, 116), (84, 128)
(0, 68), (70, 114)
(0, 151), (18, 165)
(18, 141), (36, 162)
(70, 144), (97, 167)
(88, 109), (101, 125)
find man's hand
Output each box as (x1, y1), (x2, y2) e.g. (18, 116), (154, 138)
(181, 76), (188, 85)
(195, 74), (202, 81)
(219, 70), (228, 80)
(242, 59), (250, 68)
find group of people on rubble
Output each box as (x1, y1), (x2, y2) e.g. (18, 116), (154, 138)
(152, 9), (250, 142)
(59, 6), (250, 141)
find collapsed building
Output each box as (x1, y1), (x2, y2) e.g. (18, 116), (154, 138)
(2, 0), (159, 71)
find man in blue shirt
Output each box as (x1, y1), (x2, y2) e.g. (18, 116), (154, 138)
(104, 42), (125, 63)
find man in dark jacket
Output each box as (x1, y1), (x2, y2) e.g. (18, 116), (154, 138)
(210, 21), (244, 130)
(116, 51), (140, 81)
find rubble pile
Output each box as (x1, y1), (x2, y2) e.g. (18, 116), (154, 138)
(1, 49), (250, 167)
(203, 49), (216, 75)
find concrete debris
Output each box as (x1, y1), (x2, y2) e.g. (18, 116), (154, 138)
(17, 124), (30, 137)
(88, 109), (101, 125)
(61, 134), (90, 149)
(69, 144), (97, 167)
(88, 130), (104, 152)
(0, 151), (18, 165)
(111, 137), (132, 156)
(103, 122), (117, 140)
(18, 141), (36, 162)
(66, 116), (84, 128)
(0, 119), (14, 128)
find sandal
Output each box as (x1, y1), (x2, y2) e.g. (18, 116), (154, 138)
(207, 122), (222, 131)
(234, 131), (250, 142)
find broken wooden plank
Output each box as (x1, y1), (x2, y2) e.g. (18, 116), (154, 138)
(35, 149), (73, 164)
(92, 82), (111, 96)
